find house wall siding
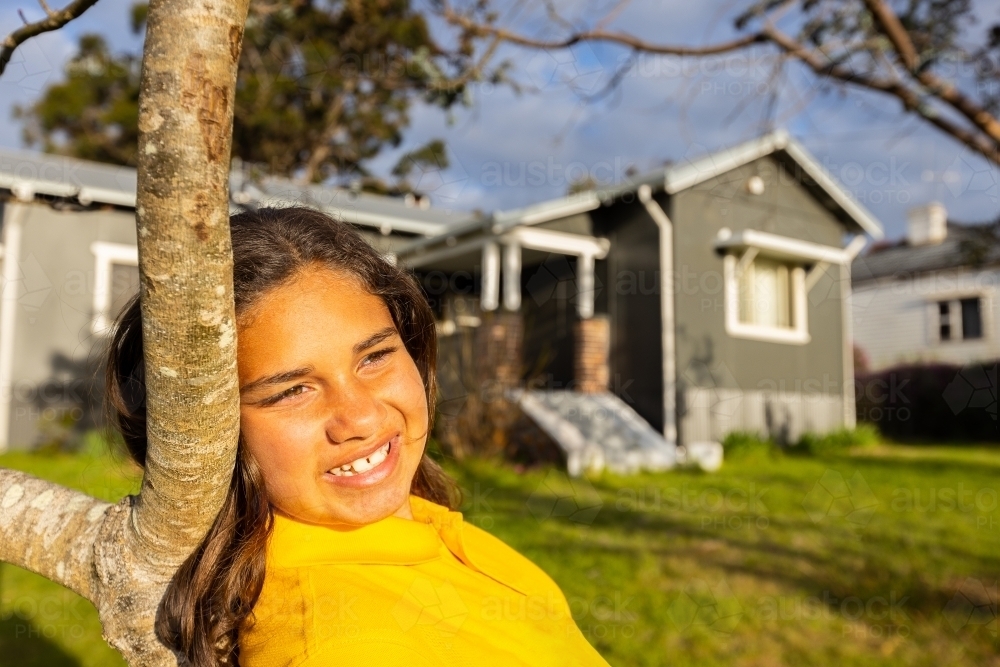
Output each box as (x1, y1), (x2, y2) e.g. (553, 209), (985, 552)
(853, 267), (1000, 371)
(670, 155), (850, 445)
(6, 203), (137, 448)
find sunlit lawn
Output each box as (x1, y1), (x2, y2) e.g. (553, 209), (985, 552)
(1, 441), (998, 666)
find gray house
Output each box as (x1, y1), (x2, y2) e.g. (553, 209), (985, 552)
(0, 148), (474, 451)
(396, 131), (885, 471)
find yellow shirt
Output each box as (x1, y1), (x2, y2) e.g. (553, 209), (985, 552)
(240, 494), (611, 667)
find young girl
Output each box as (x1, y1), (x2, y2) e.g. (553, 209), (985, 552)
(106, 207), (611, 666)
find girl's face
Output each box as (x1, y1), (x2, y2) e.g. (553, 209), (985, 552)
(237, 264), (429, 526)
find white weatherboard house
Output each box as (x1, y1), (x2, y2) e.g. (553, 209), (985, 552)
(852, 203), (1000, 372)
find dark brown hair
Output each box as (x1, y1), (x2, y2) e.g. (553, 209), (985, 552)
(105, 206), (459, 666)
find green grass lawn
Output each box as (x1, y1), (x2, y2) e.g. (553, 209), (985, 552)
(1, 443), (998, 666)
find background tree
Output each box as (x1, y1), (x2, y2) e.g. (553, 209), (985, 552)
(15, 0), (506, 191)
(0, 0), (249, 664)
(14, 31), (141, 165)
(437, 0), (1000, 167)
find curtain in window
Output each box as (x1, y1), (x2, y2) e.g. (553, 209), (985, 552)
(739, 257), (791, 328)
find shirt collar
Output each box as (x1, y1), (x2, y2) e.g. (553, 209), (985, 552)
(267, 495), (463, 569)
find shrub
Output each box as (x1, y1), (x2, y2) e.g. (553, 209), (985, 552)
(856, 361), (997, 443)
(798, 424), (880, 457)
(721, 430), (779, 461)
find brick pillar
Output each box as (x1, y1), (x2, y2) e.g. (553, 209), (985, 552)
(574, 314), (610, 393)
(476, 310), (523, 388)
(466, 310), (523, 457)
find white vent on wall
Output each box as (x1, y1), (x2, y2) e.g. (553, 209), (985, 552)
(907, 202), (948, 246)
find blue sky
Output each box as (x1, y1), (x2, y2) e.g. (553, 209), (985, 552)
(1, 0), (997, 240)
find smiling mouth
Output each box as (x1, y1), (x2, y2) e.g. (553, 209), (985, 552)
(327, 440), (391, 477)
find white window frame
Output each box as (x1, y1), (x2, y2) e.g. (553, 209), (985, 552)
(929, 292), (992, 345)
(90, 241), (138, 334)
(723, 251), (809, 345)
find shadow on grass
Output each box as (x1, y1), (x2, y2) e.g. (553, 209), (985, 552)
(451, 456), (1000, 621)
(0, 615), (81, 667)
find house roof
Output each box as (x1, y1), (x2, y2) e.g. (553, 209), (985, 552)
(597, 129), (884, 239)
(0, 148), (476, 237)
(852, 222), (1000, 283)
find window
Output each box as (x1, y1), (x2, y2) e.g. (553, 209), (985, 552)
(109, 263), (140, 318)
(938, 301), (952, 341)
(90, 242), (139, 334)
(724, 252), (808, 344)
(935, 296), (987, 343)
(961, 298), (983, 340)
(738, 257), (792, 328)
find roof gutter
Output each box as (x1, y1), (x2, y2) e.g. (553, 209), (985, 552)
(395, 191), (603, 262)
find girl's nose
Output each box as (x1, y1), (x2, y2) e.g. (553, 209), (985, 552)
(323, 376), (387, 444)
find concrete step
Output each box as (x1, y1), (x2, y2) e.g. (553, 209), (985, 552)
(511, 389), (677, 476)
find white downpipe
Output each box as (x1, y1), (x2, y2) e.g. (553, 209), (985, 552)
(575, 253), (595, 319)
(840, 234), (868, 429)
(0, 202), (27, 452)
(638, 185), (677, 444)
(502, 241), (521, 312)
(481, 242), (500, 311)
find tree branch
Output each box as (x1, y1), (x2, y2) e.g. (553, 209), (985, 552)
(861, 0), (1000, 155)
(0, 0), (101, 75)
(861, 0), (919, 71)
(440, 1), (767, 55)
(438, 1), (999, 165)
(762, 24), (999, 164)
(0, 469), (109, 599)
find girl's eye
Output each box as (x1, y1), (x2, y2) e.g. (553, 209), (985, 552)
(361, 347), (396, 368)
(261, 384), (308, 406)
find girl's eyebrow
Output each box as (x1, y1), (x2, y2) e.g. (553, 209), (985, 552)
(240, 327), (397, 395)
(240, 367), (313, 395)
(352, 326), (398, 355)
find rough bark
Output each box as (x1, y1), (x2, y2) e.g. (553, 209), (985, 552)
(0, 0), (249, 664)
(0, 470), (109, 599)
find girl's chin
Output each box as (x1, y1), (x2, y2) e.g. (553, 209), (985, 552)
(323, 490), (413, 527)
(314, 484), (414, 527)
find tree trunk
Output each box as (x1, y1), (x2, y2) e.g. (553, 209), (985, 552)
(0, 0), (249, 664)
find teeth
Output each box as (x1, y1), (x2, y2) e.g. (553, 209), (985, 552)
(328, 441), (390, 477)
